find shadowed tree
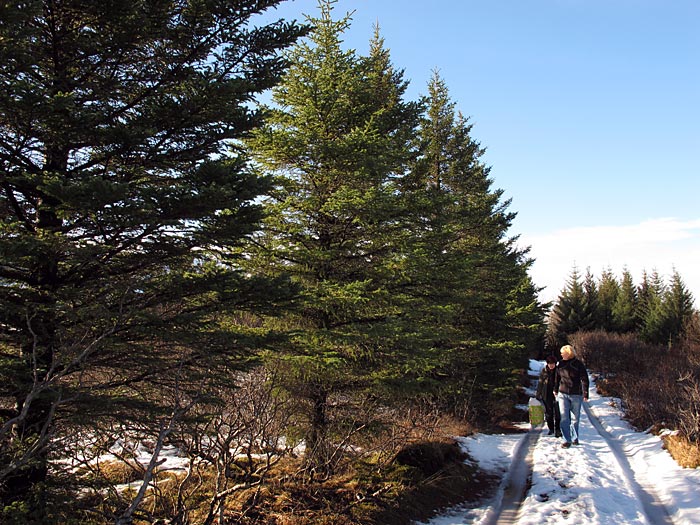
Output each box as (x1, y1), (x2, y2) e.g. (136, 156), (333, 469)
(0, 0), (305, 516)
(597, 268), (619, 331)
(660, 269), (695, 347)
(637, 270), (667, 344)
(547, 266), (596, 350)
(583, 268), (600, 328)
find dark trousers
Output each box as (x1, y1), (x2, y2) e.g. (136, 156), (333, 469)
(544, 393), (561, 434)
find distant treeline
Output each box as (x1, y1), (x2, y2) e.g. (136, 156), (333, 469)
(546, 266), (696, 351)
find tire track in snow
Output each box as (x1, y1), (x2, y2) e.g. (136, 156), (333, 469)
(583, 403), (675, 525)
(481, 402), (675, 525)
(480, 428), (540, 525)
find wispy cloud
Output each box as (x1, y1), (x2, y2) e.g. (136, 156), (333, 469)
(520, 218), (700, 305)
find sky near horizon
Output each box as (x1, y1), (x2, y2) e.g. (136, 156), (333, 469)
(259, 0), (700, 305)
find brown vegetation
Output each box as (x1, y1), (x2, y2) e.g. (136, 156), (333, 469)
(64, 433), (496, 525)
(210, 440), (493, 525)
(569, 318), (700, 468)
(662, 433), (700, 469)
(36, 366), (505, 524)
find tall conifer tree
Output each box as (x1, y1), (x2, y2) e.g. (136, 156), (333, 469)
(612, 268), (638, 332)
(638, 270), (667, 344)
(583, 268), (600, 328)
(597, 268), (620, 332)
(660, 269), (695, 346)
(547, 266), (596, 349)
(245, 0), (421, 472)
(398, 72), (545, 420)
(0, 0), (305, 512)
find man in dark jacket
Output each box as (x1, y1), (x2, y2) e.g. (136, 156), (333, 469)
(537, 355), (561, 437)
(554, 344), (589, 448)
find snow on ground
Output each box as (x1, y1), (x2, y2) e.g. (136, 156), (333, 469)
(107, 439), (190, 473)
(419, 359), (700, 525)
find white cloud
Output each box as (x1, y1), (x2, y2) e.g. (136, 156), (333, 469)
(520, 218), (700, 305)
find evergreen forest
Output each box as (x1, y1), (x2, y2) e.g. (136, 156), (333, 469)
(1, 1), (697, 524)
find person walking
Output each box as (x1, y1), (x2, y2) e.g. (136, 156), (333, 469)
(536, 355), (561, 437)
(554, 344), (589, 448)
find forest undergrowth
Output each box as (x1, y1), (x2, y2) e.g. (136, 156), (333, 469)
(27, 325), (700, 525)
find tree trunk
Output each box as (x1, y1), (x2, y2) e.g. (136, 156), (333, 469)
(304, 388), (331, 478)
(0, 201), (62, 511)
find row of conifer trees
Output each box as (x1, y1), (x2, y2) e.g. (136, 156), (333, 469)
(547, 266), (696, 350)
(0, 1), (546, 520)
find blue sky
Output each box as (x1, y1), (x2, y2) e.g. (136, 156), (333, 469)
(260, 0), (700, 304)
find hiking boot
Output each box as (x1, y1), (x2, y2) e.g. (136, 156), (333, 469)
(547, 430), (554, 435)
(555, 432), (562, 438)
(561, 442), (572, 449)
(573, 439), (579, 445)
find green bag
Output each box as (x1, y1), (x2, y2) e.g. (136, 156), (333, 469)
(528, 397), (544, 427)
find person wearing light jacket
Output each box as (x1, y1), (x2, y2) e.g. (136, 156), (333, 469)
(554, 344), (589, 448)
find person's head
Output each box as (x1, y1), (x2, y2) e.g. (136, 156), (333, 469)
(545, 355), (557, 368)
(560, 344), (575, 360)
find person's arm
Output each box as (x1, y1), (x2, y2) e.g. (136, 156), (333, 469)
(553, 367), (560, 395)
(536, 369), (545, 400)
(581, 362), (589, 400)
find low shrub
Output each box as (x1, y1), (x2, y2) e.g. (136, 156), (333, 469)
(368, 439), (498, 525)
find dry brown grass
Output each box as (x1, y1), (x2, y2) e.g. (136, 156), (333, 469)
(82, 459), (144, 485)
(663, 434), (700, 469)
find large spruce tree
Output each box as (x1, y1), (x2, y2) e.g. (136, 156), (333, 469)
(659, 269), (694, 346)
(612, 268), (638, 332)
(245, 1), (421, 473)
(398, 72), (545, 421)
(596, 268), (620, 332)
(0, 0), (304, 515)
(637, 270), (667, 344)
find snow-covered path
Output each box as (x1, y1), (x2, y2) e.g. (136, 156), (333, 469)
(583, 403), (674, 525)
(517, 405), (666, 525)
(419, 360), (700, 525)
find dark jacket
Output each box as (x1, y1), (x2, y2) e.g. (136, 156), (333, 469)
(536, 365), (556, 402)
(554, 358), (589, 397)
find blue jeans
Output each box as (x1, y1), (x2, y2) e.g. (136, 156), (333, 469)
(557, 392), (583, 443)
